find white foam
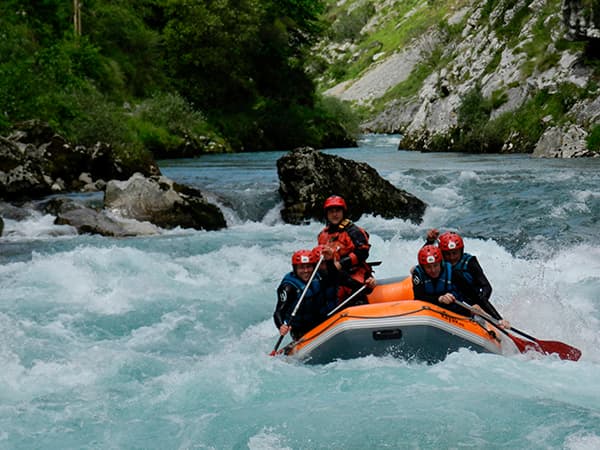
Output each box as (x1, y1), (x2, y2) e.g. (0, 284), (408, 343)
(1, 213), (77, 241)
(564, 433), (600, 450)
(248, 430), (292, 450)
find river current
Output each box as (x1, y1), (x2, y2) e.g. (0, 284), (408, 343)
(1, 134), (599, 449)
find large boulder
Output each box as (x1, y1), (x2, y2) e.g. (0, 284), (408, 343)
(43, 198), (160, 237)
(533, 124), (599, 158)
(277, 147), (426, 224)
(0, 136), (52, 199)
(104, 173), (226, 231)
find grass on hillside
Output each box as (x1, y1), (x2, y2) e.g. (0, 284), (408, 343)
(318, 0), (470, 86)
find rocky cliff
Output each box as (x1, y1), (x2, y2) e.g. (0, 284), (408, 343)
(316, 0), (600, 157)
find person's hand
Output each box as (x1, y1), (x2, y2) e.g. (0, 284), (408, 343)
(279, 324), (290, 336)
(472, 304), (484, 314)
(365, 276), (377, 289)
(498, 319), (510, 329)
(438, 293), (456, 304)
(313, 245), (334, 261)
(426, 228), (439, 243)
(321, 245), (335, 260)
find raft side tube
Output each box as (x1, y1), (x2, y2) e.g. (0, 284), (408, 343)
(286, 300), (503, 364)
(367, 276), (414, 304)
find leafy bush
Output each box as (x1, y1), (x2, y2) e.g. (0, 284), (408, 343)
(0, 18), (117, 132)
(132, 121), (184, 156)
(318, 96), (360, 134)
(134, 93), (209, 135)
(328, 2), (375, 42)
(313, 95), (360, 147)
(587, 124), (600, 151)
(451, 83), (588, 154)
(130, 92), (229, 157)
(457, 85), (493, 132)
(44, 86), (132, 147)
(0, 21), (44, 125)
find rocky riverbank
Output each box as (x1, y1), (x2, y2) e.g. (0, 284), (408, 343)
(0, 121), (226, 236)
(1, 122), (426, 237)
(318, 0), (600, 158)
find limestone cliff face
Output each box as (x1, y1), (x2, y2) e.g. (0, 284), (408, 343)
(318, 0), (600, 157)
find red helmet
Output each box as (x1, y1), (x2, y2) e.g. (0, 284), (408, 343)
(292, 249), (317, 265)
(323, 195), (347, 211)
(418, 245), (442, 265)
(438, 232), (464, 251)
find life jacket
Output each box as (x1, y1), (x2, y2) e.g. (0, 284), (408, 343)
(452, 253), (473, 284)
(281, 272), (321, 302)
(318, 219), (371, 285)
(279, 272), (323, 329)
(318, 219), (369, 260)
(413, 262), (454, 296)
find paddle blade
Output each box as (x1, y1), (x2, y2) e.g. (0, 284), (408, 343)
(505, 333), (538, 354)
(269, 335), (285, 356)
(535, 339), (582, 361)
(507, 334), (581, 361)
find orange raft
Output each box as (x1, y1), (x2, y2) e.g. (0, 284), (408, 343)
(283, 277), (507, 364)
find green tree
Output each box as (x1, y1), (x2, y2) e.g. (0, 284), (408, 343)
(1, 0), (355, 152)
(163, 0), (262, 112)
(83, 0), (168, 97)
(163, 0), (328, 150)
(1, 0), (72, 42)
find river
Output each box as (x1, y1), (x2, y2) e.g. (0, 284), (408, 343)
(0, 134), (599, 448)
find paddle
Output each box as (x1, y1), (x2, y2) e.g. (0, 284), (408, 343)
(454, 299), (581, 361)
(327, 284), (368, 317)
(269, 255), (324, 356)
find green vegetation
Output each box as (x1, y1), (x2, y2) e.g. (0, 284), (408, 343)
(373, 46), (446, 114)
(484, 50), (502, 76)
(437, 83), (588, 153)
(129, 92), (230, 158)
(317, 0), (470, 88)
(587, 124), (600, 151)
(327, 1), (375, 42)
(496, 1), (532, 44)
(314, 0), (600, 156)
(0, 0), (358, 155)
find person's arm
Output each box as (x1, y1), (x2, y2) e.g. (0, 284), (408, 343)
(425, 228), (439, 245)
(339, 224), (370, 271)
(467, 257), (503, 320)
(273, 283), (297, 330)
(468, 257), (492, 301)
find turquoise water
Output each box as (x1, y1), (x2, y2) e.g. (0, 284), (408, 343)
(1, 135), (599, 449)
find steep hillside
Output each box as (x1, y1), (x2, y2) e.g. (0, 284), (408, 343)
(314, 0), (600, 157)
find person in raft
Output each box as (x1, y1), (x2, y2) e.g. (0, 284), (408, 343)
(273, 249), (329, 341)
(312, 244), (377, 314)
(317, 195), (373, 307)
(425, 229), (510, 329)
(412, 244), (468, 316)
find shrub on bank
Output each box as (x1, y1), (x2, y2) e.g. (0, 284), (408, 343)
(447, 82), (588, 153)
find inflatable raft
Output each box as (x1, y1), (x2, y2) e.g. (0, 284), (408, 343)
(283, 277), (508, 364)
